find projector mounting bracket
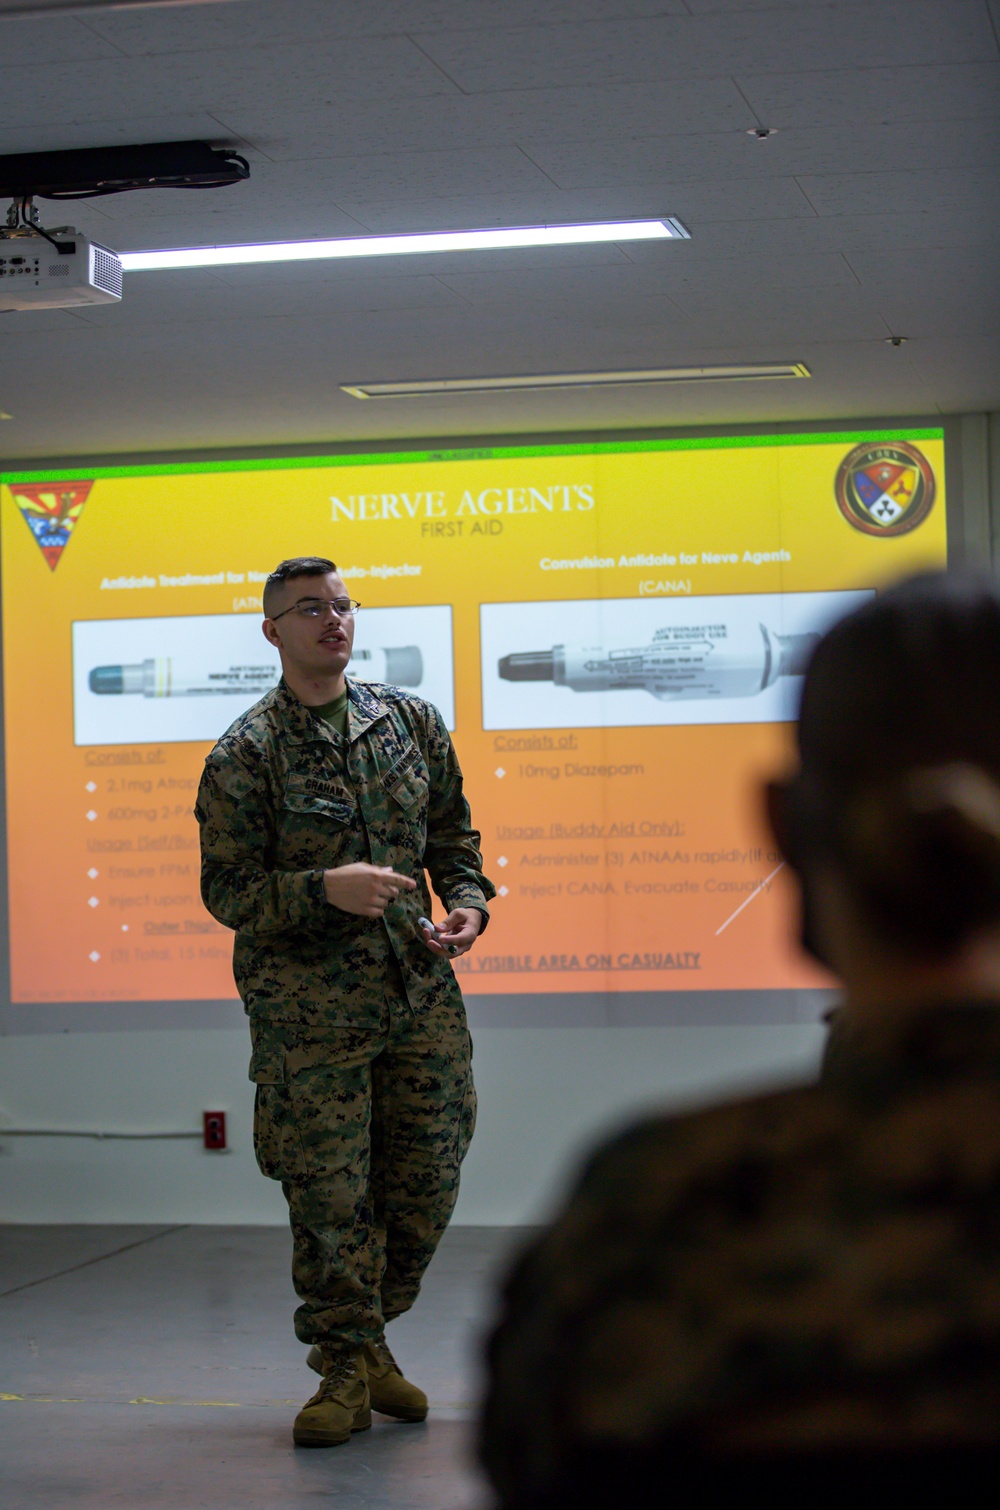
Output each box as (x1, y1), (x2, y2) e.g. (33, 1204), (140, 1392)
(0, 141), (250, 201)
(2, 197), (77, 254)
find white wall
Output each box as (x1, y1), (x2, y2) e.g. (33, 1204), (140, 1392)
(0, 1021), (825, 1225)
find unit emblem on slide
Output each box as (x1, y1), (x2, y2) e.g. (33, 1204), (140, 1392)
(10, 479), (94, 569)
(834, 442), (935, 538)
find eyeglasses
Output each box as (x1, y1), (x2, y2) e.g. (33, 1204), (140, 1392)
(270, 596), (362, 622)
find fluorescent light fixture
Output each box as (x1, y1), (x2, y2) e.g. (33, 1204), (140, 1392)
(342, 363), (811, 399)
(118, 218), (688, 272)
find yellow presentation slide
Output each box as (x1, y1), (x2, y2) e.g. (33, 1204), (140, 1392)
(1, 430), (945, 1003)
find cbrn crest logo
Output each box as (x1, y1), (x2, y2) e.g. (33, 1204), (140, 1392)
(10, 480), (94, 569)
(834, 441), (935, 538)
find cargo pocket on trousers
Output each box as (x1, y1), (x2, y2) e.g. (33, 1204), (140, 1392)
(251, 1071), (309, 1185)
(457, 1073), (477, 1167)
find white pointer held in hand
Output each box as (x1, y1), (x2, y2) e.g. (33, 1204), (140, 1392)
(419, 916), (458, 955)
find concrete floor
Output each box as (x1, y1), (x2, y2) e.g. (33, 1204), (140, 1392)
(0, 1224), (526, 1509)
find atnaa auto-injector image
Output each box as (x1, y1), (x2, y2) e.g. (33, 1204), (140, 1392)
(498, 621), (818, 701)
(88, 646), (423, 698)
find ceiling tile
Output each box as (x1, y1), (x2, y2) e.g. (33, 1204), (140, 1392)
(211, 76), (753, 162)
(80, 147), (553, 235)
(0, 316), (954, 460)
(331, 176), (816, 235)
(412, 2), (998, 93)
(683, 0), (938, 12)
(650, 251), (860, 292)
(432, 252), (858, 307)
(738, 61), (1000, 129)
(796, 167), (999, 219)
(618, 210), (1000, 262)
(528, 118), (1000, 189)
(871, 300), (1000, 340)
(0, 37), (457, 132)
(81, 202), (372, 245)
(844, 245), (1000, 289)
(72, 273), (467, 330)
(0, 12), (123, 64)
(665, 283), (886, 338)
(78, 0), (691, 56)
(0, 308), (90, 336)
(904, 333), (1000, 410)
(2, 0), (996, 455)
(430, 266), (686, 308)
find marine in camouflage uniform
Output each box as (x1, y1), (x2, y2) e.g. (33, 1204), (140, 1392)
(196, 675), (494, 1353)
(481, 998), (1000, 1502)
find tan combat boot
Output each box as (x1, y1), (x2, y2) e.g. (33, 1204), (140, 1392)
(307, 1335), (428, 1422)
(363, 1336), (429, 1421)
(293, 1347), (371, 1447)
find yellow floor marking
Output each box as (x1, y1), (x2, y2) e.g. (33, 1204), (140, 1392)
(129, 1397), (246, 1407)
(2, 1391), (475, 1409)
(1, 1393), (85, 1403)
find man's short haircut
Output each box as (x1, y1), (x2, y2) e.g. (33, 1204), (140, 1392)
(263, 556), (338, 617)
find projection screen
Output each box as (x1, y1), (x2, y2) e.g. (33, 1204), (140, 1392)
(0, 428), (946, 1011)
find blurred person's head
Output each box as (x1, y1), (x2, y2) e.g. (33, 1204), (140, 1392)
(767, 571), (1000, 1009)
(480, 574), (1000, 1510)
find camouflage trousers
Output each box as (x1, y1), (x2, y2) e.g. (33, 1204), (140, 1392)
(249, 974), (475, 1351)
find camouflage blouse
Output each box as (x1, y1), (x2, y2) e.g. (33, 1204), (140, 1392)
(196, 677), (494, 1028)
(481, 999), (1000, 1500)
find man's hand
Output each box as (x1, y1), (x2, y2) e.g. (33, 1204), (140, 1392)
(323, 863), (417, 917)
(420, 907), (484, 958)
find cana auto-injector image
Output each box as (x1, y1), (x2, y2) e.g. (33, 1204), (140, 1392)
(498, 622), (818, 701)
(349, 646), (423, 686)
(88, 646), (424, 698)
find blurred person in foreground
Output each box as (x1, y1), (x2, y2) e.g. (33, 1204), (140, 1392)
(480, 572), (1000, 1507)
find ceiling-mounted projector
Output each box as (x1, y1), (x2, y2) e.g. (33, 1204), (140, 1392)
(0, 227), (121, 312)
(0, 140), (248, 313)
